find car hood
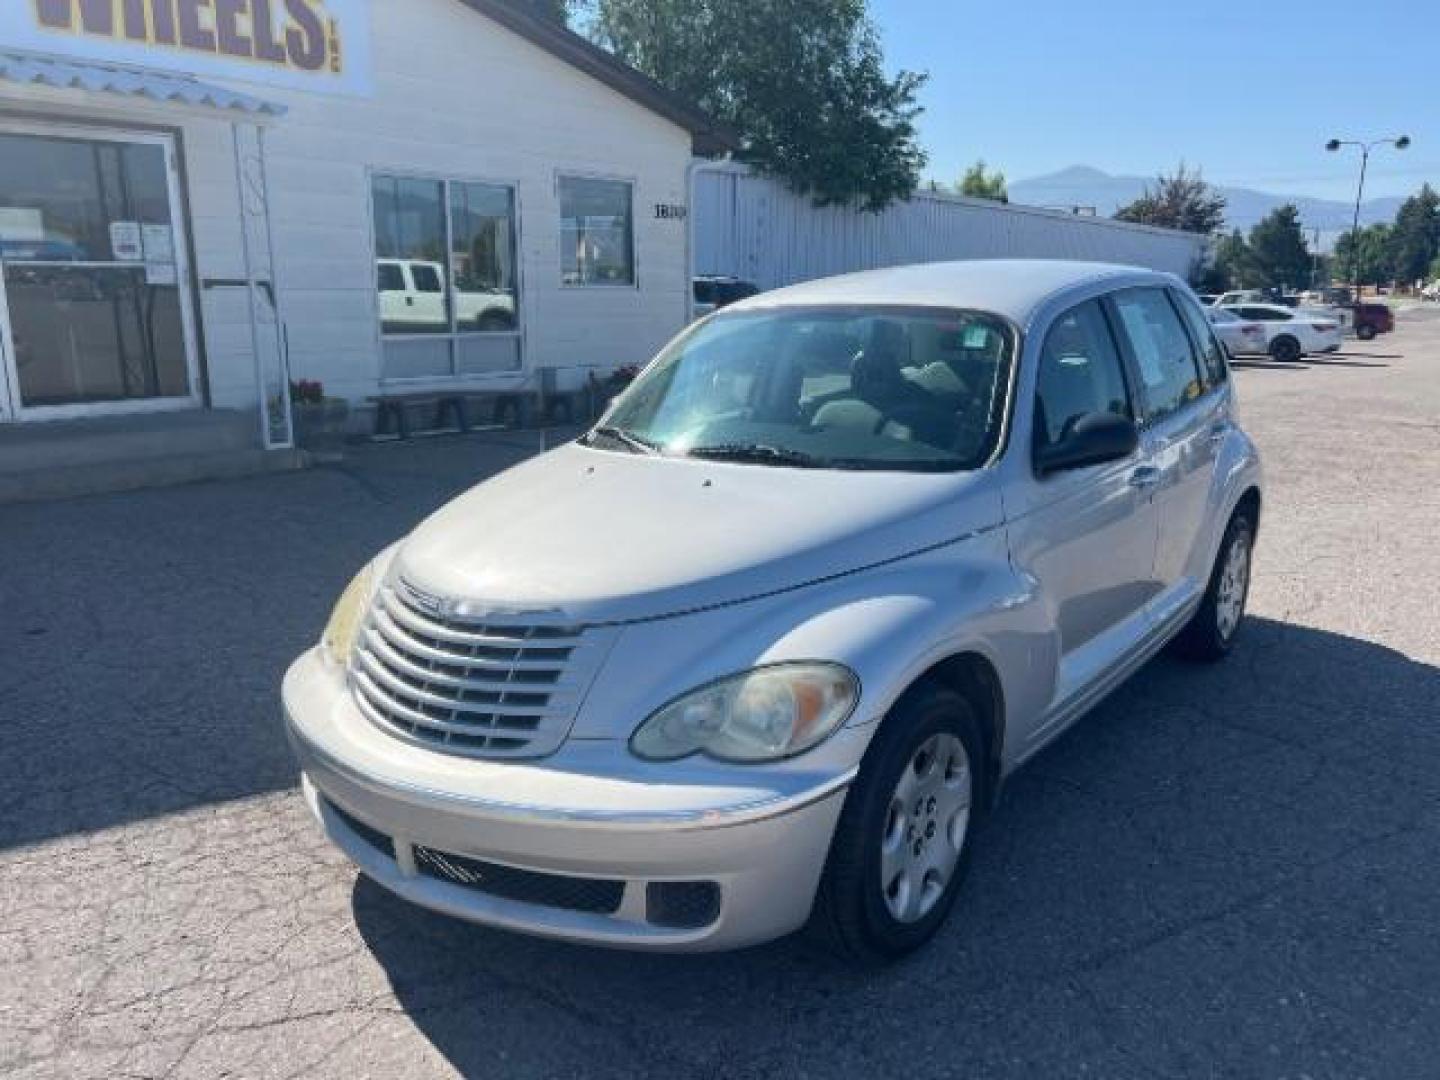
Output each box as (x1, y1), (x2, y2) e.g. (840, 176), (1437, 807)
(393, 442), (1001, 625)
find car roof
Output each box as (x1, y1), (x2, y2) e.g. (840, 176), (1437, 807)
(723, 259), (1172, 326)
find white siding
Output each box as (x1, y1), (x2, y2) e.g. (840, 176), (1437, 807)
(1, 0), (695, 411)
(696, 167), (1209, 291)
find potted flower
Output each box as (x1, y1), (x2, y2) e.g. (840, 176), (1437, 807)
(289, 379), (350, 460)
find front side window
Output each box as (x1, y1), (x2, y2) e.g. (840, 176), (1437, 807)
(1172, 290), (1228, 388)
(1111, 288), (1203, 422)
(559, 176), (634, 286)
(596, 307), (1014, 472)
(1033, 300), (1132, 455)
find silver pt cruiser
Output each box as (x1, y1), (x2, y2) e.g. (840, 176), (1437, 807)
(285, 260), (1263, 962)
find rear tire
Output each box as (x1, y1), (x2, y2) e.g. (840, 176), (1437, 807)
(1356, 323), (1377, 341)
(1269, 335), (1303, 363)
(1174, 509), (1255, 662)
(809, 684), (988, 965)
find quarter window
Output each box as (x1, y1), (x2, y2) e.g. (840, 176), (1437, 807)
(1111, 288), (1204, 422)
(559, 176), (634, 286)
(1172, 290), (1228, 389)
(1033, 300), (1132, 455)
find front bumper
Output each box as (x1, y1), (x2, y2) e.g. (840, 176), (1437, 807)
(284, 649), (854, 951)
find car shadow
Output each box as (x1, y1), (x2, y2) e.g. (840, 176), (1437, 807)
(351, 616), (1440, 1078)
(1229, 358), (1308, 371)
(1307, 357), (1391, 369)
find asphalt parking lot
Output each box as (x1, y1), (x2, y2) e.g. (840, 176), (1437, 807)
(3, 310), (1439, 1079)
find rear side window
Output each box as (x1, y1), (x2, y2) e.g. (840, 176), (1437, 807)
(1111, 288), (1204, 422)
(1172, 290), (1228, 388)
(411, 264), (443, 293)
(1033, 300), (1132, 454)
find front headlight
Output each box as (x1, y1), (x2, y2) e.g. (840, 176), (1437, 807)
(320, 560), (380, 666)
(630, 663), (860, 763)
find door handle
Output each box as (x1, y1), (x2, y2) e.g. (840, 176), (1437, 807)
(1128, 465), (1162, 490)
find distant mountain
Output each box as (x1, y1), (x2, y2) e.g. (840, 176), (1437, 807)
(1009, 165), (1405, 248)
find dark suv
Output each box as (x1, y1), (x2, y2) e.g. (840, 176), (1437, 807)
(1348, 302), (1394, 341)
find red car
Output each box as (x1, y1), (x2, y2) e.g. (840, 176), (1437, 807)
(1349, 303), (1394, 341)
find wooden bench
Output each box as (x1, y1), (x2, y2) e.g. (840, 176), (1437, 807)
(368, 390), (536, 440)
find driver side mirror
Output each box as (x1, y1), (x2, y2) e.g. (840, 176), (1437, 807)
(1034, 411), (1139, 476)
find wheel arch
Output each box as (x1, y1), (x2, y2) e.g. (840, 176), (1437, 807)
(893, 651), (1006, 810)
(1234, 484), (1262, 538)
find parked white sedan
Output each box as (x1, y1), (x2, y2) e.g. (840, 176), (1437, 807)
(1218, 303), (1342, 362)
(1206, 308), (1268, 356)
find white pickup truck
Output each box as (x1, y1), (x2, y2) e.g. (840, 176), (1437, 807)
(377, 259), (515, 332)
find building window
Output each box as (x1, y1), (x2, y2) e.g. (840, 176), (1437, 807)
(559, 176), (634, 286)
(372, 174), (520, 380)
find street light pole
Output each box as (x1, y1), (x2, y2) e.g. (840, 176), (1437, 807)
(1326, 135), (1411, 298)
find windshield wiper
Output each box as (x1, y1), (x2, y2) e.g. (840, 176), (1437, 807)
(685, 443), (826, 467)
(586, 426), (660, 455)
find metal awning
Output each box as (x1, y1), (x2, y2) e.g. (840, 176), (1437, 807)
(0, 49), (287, 117)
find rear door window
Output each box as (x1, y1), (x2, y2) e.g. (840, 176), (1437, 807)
(1110, 288), (1204, 423)
(411, 264), (443, 293)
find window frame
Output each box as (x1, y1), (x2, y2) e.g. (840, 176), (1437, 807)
(556, 171), (638, 289)
(367, 167), (524, 384)
(1030, 296), (1139, 474)
(1101, 287), (1206, 428)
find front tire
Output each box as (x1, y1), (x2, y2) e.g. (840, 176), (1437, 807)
(1175, 509), (1255, 661)
(1269, 335), (1303, 363)
(809, 684), (987, 964)
(1356, 323), (1377, 341)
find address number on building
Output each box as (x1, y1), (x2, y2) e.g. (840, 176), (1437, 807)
(654, 204), (688, 221)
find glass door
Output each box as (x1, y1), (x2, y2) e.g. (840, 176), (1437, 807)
(0, 123), (199, 421)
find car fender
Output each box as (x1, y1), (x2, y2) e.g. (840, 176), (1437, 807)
(1199, 412), (1264, 574)
(571, 529), (1053, 773)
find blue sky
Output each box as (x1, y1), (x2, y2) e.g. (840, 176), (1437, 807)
(868, 0), (1439, 201)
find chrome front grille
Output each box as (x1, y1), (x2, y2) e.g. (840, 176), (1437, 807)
(350, 582), (609, 759)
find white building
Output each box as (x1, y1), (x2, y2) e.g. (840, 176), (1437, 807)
(694, 164), (1210, 292)
(0, 0), (730, 471)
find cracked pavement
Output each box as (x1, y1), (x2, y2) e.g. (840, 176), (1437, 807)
(3, 313), (1439, 1078)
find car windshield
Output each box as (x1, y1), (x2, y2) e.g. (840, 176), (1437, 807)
(592, 306), (1015, 472)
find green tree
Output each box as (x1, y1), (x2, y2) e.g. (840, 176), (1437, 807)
(587, 0), (928, 209)
(1114, 163), (1227, 234)
(958, 160), (1007, 203)
(1247, 204), (1311, 290)
(1387, 184), (1440, 285)
(1201, 229), (1265, 290)
(1334, 223), (1395, 287)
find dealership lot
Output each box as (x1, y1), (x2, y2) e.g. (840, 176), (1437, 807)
(2, 313), (1439, 1079)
